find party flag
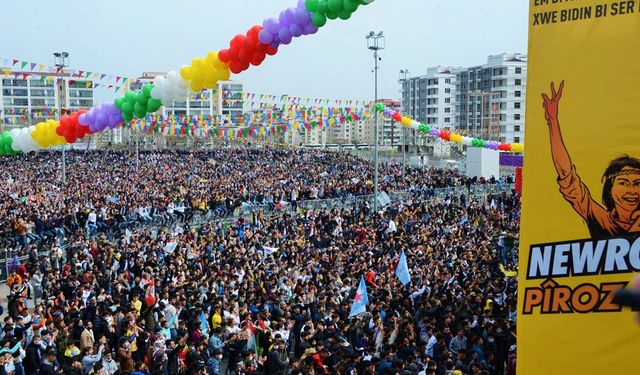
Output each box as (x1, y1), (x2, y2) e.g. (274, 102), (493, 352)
(349, 276), (369, 317)
(145, 278), (156, 307)
(261, 245), (278, 256)
(200, 311), (208, 334)
(395, 251), (411, 286)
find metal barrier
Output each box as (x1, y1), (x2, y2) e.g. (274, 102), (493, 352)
(0, 182), (514, 283)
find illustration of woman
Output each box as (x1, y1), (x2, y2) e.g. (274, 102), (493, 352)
(542, 81), (640, 238)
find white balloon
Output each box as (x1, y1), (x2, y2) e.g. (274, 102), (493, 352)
(410, 120), (420, 129)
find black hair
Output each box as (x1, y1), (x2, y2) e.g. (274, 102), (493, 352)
(601, 155), (640, 210)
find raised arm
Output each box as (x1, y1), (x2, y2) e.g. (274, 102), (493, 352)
(542, 81), (572, 179)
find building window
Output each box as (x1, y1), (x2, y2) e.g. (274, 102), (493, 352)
(445, 88), (451, 94)
(514, 102), (521, 109)
(515, 90), (521, 97)
(445, 78), (451, 84)
(444, 117), (450, 123)
(514, 114), (521, 121)
(516, 67), (522, 74)
(500, 114), (507, 122)
(515, 125), (521, 131)
(515, 79), (522, 86)
(444, 98), (451, 103)
(444, 107), (451, 113)
(514, 136), (520, 143)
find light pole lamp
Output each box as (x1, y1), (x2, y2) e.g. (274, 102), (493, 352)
(366, 31), (384, 212)
(54, 52), (69, 183)
(399, 69), (410, 179)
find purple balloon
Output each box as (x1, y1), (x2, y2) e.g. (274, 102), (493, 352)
(289, 24), (303, 37)
(263, 18), (280, 33)
(108, 113), (122, 128)
(294, 7), (311, 24)
(280, 8), (296, 26)
(78, 113), (89, 126)
(382, 108), (393, 116)
(258, 29), (274, 44)
(303, 23), (319, 35)
(270, 42), (280, 49)
(278, 28), (292, 44)
(429, 128), (441, 136)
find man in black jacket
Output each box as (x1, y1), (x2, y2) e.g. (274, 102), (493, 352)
(268, 340), (289, 375)
(24, 335), (43, 375)
(39, 347), (62, 375)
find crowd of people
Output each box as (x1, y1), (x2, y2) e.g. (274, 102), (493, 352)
(0, 147), (519, 375)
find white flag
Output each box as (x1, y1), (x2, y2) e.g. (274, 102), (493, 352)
(261, 245), (278, 255)
(164, 241), (178, 254)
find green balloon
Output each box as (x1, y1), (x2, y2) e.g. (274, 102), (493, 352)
(328, 0), (343, 12)
(147, 98), (162, 113)
(123, 112), (134, 122)
(121, 102), (134, 115)
(136, 93), (148, 106)
(142, 84), (153, 98)
(114, 97), (124, 109)
(317, 0), (328, 13)
(326, 10), (338, 19)
(134, 109), (146, 119)
(338, 10), (352, 20)
(478, 140), (486, 148)
(343, 0), (359, 12)
(418, 124), (429, 133)
(134, 102), (147, 115)
(124, 91), (136, 103)
(311, 12), (327, 27)
(305, 0), (319, 12)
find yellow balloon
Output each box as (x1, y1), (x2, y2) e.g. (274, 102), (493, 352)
(219, 68), (230, 81)
(206, 51), (219, 64)
(180, 66), (193, 80)
(191, 81), (204, 93)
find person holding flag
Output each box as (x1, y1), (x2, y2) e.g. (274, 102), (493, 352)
(395, 251), (411, 286)
(349, 276), (369, 318)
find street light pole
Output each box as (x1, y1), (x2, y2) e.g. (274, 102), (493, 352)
(367, 31), (385, 213)
(54, 52), (69, 183)
(399, 69), (410, 180)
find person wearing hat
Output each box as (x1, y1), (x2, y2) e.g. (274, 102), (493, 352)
(39, 347), (62, 375)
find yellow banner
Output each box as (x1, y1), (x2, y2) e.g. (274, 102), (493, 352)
(519, 1), (640, 373)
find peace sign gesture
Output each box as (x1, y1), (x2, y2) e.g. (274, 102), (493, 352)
(541, 80), (565, 125)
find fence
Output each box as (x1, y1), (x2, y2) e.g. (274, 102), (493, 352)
(0, 182), (514, 282)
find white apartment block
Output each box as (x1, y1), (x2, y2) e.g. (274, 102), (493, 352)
(1, 71), (94, 128)
(455, 53), (527, 143)
(401, 54), (527, 145)
(401, 67), (461, 146)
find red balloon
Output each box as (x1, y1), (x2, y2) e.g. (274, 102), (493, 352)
(230, 34), (246, 50)
(392, 112), (402, 122)
(229, 61), (243, 74)
(227, 48), (239, 62)
(265, 45), (278, 56)
(250, 52), (266, 66)
(218, 49), (231, 63)
(255, 43), (267, 53)
(247, 25), (262, 39)
(65, 136), (77, 143)
(238, 49), (252, 64)
(240, 60), (250, 71)
(244, 37), (257, 52)
(440, 131), (451, 141)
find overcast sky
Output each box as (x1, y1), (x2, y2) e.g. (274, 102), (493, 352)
(1, 0), (528, 102)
